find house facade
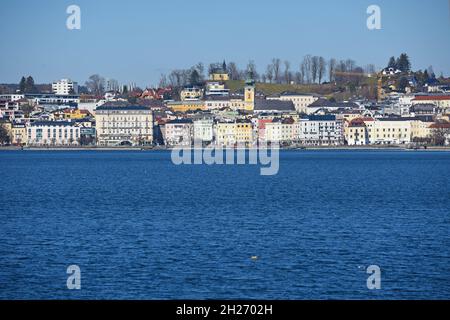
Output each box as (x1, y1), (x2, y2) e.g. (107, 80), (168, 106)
(95, 105), (153, 146)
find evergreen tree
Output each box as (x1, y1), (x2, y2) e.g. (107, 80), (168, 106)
(190, 69), (200, 86)
(25, 76), (37, 93)
(0, 125), (11, 145)
(19, 77), (26, 93)
(397, 53), (411, 73)
(387, 56), (397, 69)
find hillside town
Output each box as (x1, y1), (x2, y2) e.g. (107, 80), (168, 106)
(1, 57), (450, 149)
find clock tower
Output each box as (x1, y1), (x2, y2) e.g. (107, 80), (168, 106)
(244, 77), (255, 111)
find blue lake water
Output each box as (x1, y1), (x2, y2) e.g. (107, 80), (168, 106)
(0, 150), (449, 300)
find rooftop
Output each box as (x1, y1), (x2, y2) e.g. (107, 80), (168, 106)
(96, 105), (150, 111)
(254, 99), (295, 112)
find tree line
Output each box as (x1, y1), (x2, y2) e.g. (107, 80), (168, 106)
(158, 56), (377, 88)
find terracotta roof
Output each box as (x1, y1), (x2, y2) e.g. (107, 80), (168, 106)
(413, 95), (450, 101)
(430, 123), (450, 129)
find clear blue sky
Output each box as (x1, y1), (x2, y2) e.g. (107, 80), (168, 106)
(0, 0), (449, 87)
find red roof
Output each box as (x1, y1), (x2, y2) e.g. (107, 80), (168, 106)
(348, 117), (373, 127)
(258, 119), (272, 129)
(430, 123), (450, 129)
(413, 96), (450, 101)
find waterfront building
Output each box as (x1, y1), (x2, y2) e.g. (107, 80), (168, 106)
(52, 79), (79, 95)
(298, 115), (344, 146)
(215, 120), (254, 147)
(193, 118), (214, 143)
(26, 121), (80, 146)
(215, 122), (236, 147)
(95, 105), (153, 146)
(365, 118), (412, 145)
(11, 123), (27, 145)
(235, 119), (253, 147)
(265, 118), (295, 144)
(256, 119), (273, 142)
(164, 119), (193, 146)
(410, 118), (434, 141)
(345, 118), (371, 145)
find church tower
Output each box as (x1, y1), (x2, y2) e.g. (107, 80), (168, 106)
(244, 77), (255, 111)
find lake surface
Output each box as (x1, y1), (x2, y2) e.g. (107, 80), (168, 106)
(0, 150), (449, 299)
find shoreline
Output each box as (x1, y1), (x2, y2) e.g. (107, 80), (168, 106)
(1, 146), (450, 152)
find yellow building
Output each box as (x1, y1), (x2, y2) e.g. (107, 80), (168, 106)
(410, 119), (433, 140)
(365, 118), (412, 145)
(215, 120), (253, 147)
(209, 62), (230, 81)
(167, 101), (206, 113)
(235, 120), (253, 146)
(11, 123), (27, 145)
(180, 86), (203, 101)
(216, 122), (236, 147)
(54, 108), (91, 120)
(345, 118), (370, 145)
(210, 73), (229, 81)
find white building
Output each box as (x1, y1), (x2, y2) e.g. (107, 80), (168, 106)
(27, 121), (80, 146)
(0, 94), (25, 102)
(193, 118), (214, 143)
(95, 105), (153, 146)
(52, 79), (79, 95)
(165, 119), (193, 146)
(365, 118), (412, 145)
(298, 115), (344, 145)
(32, 94), (80, 106)
(205, 82), (230, 97)
(265, 119), (295, 143)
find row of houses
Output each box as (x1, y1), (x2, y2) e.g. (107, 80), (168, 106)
(160, 114), (448, 147)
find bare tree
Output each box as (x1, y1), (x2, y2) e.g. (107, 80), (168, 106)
(364, 64), (376, 75)
(345, 59), (356, 72)
(246, 60), (259, 80)
(272, 58), (281, 83)
(227, 62), (240, 80)
(194, 62), (205, 81)
(328, 58), (337, 83)
(318, 57), (326, 84)
(159, 74), (167, 88)
(266, 64), (274, 83)
(431, 126), (450, 146)
(284, 60), (291, 84)
(302, 55), (312, 84)
(311, 56), (320, 83)
(299, 61), (306, 84)
(85, 74), (105, 96)
(295, 71), (302, 84)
